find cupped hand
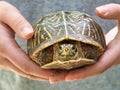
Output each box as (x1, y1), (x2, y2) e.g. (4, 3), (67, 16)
(49, 3), (120, 84)
(0, 1), (54, 81)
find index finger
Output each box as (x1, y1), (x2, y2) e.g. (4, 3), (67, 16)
(96, 3), (120, 20)
(0, 1), (34, 39)
(2, 39), (54, 79)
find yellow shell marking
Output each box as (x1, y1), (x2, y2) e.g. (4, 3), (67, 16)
(34, 30), (37, 47)
(61, 11), (68, 37)
(57, 28), (62, 36)
(70, 26), (76, 34)
(41, 34), (45, 40)
(56, 17), (60, 24)
(92, 22), (100, 40)
(82, 22), (86, 35)
(87, 24), (91, 37)
(43, 27), (52, 39)
(38, 29), (40, 44)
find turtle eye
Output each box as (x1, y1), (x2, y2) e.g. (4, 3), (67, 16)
(72, 45), (77, 52)
(59, 46), (62, 50)
(58, 45), (63, 54)
(72, 46), (75, 50)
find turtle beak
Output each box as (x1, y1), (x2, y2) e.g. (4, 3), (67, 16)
(58, 44), (77, 60)
(61, 47), (69, 55)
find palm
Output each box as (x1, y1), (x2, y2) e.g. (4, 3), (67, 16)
(0, 19), (53, 81)
(49, 4), (120, 83)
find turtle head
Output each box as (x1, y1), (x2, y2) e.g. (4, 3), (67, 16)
(55, 40), (78, 61)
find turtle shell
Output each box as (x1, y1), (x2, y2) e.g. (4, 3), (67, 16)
(27, 11), (106, 70)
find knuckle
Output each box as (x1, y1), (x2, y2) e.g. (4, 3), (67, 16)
(109, 3), (119, 6)
(98, 69), (105, 74)
(25, 75), (33, 79)
(0, 1), (18, 19)
(25, 75), (37, 80)
(25, 75), (47, 81)
(25, 75), (34, 79)
(0, 41), (7, 54)
(14, 17), (26, 29)
(21, 64), (31, 74)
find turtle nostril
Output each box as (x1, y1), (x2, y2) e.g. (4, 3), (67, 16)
(65, 48), (68, 51)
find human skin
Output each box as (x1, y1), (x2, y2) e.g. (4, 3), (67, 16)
(49, 4), (120, 84)
(0, 1), (55, 81)
(0, 1), (120, 84)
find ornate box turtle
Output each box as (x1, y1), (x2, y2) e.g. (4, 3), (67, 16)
(27, 11), (106, 70)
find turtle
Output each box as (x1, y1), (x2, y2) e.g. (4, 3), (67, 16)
(27, 11), (106, 70)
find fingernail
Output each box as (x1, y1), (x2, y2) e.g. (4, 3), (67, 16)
(65, 77), (83, 81)
(22, 27), (34, 36)
(65, 78), (74, 81)
(50, 81), (56, 84)
(96, 5), (109, 15)
(50, 80), (59, 84)
(65, 77), (76, 81)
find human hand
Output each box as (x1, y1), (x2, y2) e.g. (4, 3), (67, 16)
(0, 1), (54, 81)
(49, 4), (120, 83)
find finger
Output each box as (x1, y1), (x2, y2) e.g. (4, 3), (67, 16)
(105, 26), (118, 45)
(1, 39), (54, 79)
(65, 42), (120, 81)
(49, 26), (117, 83)
(96, 3), (120, 20)
(48, 26), (118, 83)
(0, 56), (48, 81)
(49, 70), (67, 84)
(0, 23), (54, 80)
(0, 1), (33, 39)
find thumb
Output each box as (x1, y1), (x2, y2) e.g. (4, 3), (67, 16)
(96, 3), (120, 20)
(0, 1), (34, 39)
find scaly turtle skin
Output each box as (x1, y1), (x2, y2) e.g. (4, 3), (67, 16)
(27, 11), (106, 70)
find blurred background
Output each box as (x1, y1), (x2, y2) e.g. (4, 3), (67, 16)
(0, 0), (120, 90)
